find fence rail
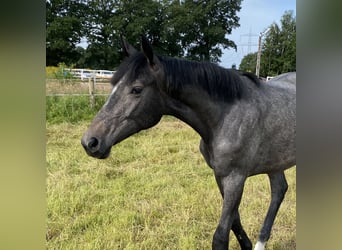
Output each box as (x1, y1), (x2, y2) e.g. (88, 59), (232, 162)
(46, 93), (109, 97)
(46, 75), (112, 108)
(64, 68), (115, 80)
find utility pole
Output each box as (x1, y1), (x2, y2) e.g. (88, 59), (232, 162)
(255, 28), (270, 77)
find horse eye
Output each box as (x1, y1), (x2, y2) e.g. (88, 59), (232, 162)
(131, 86), (143, 95)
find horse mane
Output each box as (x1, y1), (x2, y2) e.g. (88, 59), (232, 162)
(112, 52), (260, 103)
(159, 56), (260, 102)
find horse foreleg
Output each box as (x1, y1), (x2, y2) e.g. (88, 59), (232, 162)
(232, 212), (253, 250)
(254, 171), (288, 250)
(212, 172), (246, 250)
(214, 174), (252, 250)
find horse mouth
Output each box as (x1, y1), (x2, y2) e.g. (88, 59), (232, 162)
(94, 147), (111, 159)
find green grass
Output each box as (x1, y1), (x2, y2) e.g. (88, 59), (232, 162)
(46, 118), (296, 249)
(46, 95), (107, 124)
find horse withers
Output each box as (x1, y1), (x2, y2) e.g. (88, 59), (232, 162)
(81, 36), (296, 250)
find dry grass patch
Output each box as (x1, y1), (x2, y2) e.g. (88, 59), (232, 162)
(47, 118), (295, 249)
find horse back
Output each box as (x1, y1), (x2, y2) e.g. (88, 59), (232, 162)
(250, 72), (296, 174)
(267, 72), (296, 89)
(208, 72), (296, 176)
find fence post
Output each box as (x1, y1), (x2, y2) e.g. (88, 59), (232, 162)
(88, 75), (95, 108)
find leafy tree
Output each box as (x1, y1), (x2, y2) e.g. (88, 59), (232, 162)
(238, 10), (296, 77)
(46, 0), (243, 68)
(81, 0), (121, 69)
(46, 0), (87, 66)
(112, 0), (242, 63)
(112, 0), (166, 55)
(238, 52), (257, 73)
(166, 0), (241, 62)
(260, 10), (296, 76)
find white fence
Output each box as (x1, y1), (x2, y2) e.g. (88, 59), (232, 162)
(64, 68), (115, 80)
(47, 70), (114, 108)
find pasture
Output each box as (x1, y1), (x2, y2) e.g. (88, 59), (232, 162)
(46, 117), (296, 249)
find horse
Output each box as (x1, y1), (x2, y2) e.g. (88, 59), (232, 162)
(81, 36), (296, 250)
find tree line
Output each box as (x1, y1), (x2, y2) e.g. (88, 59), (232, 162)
(47, 0), (295, 77)
(46, 0), (242, 70)
(239, 10), (296, 77)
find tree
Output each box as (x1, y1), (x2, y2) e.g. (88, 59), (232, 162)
(112, 0), (166, 55)
(239, 10), (296, 77)
(260, 10), (296, 76)
(238, 52), (257, 73)
(46, 0), (87, 66)
(167, 0), (241, 62)
(46, 0), (243, 68)
(82, 0), (120, 69)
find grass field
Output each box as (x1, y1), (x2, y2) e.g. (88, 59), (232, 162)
(46, 117), (296, 249)
(46, 79), (110, 123)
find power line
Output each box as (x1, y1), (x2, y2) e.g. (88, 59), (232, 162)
(240, 28), (258, 54)
(236, 44), (258, 47)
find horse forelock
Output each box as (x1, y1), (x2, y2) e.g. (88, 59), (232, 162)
(111, 52), (149, 87)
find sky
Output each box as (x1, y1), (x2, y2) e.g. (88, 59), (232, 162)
(219, 0), (296, 69)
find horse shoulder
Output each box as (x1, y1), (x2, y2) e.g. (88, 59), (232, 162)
(200, 103), (262, 176)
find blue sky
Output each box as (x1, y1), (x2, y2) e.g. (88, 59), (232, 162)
(219, 0), (296, 69)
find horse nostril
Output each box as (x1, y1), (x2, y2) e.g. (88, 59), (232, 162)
(88, 137), (99, 149)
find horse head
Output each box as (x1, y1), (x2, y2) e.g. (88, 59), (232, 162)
(81, 36), (165, 159)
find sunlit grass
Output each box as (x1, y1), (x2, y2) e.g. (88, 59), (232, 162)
(46, 118), (295, 249)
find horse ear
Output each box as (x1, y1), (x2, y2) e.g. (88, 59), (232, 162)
(120, 35), (137, 57)
(141, 35), (156, 67)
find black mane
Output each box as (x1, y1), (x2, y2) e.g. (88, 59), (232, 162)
(160, 56), (260, 102)
(112, 52), (260, 103)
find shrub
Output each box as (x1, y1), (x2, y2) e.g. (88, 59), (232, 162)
(46, 66), (59, 79)
(46, 95), (107, 124)
(46, 63), (76, 82)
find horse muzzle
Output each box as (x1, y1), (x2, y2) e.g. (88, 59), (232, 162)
(81, 135), (112, 159)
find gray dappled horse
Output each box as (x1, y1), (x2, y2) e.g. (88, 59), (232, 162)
(81, 36), (296, 250)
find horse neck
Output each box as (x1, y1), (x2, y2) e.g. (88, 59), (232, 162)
(163, 87), (223, 143)
(159, 57), (247, 142)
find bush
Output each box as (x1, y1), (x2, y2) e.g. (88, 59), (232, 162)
(46, 95), (107, 124)
(46, 63), (76, 81)
(46, 66), (59, 78)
